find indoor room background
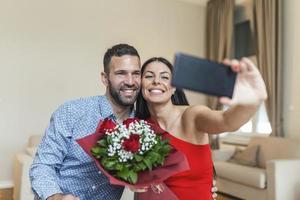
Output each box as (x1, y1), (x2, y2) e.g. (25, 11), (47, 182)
(1, 0), (300, 192)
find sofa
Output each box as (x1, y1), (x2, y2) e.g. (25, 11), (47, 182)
(13, 134), (41, 200)
(13, 135), (134, 200)
(213, 136), (300, 200)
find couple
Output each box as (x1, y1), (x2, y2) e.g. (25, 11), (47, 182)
(29, 44), (267, 200)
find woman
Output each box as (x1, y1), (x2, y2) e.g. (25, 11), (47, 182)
(136, 57), (267, 199)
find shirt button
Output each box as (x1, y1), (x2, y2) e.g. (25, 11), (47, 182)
(98, 171), (101, 174)
(92, 185), (96, 190)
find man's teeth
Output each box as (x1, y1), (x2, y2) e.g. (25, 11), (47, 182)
(122, 89), (134, 94)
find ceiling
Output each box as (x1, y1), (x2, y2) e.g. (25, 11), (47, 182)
(176, 0), (247, 6)
(176, 0), (209, 6)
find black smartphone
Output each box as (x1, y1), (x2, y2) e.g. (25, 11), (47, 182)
(172, 53), (237, 98)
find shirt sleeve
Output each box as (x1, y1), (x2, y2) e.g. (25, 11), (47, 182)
(29, 103), (73, 200)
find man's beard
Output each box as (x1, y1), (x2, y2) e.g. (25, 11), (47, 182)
(108, 80), (140, 107)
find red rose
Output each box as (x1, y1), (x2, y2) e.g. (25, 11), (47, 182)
(97, 119), (116, 133)
(122, 134), (140, 153)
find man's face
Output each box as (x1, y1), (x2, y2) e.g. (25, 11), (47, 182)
(103, 55), (141, 107)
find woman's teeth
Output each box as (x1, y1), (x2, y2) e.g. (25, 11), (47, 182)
(149, 89), (163, 94)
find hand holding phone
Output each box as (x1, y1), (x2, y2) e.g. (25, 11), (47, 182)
(172, 53), (267, 106)
(219, 57), (267, 106)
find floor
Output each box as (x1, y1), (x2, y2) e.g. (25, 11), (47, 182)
(0, 188), (13, 200)
(0, 188), (240, 200)
(218, 193), (243, 200)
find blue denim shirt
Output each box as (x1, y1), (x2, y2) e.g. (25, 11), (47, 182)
(29, 95), (134, 200)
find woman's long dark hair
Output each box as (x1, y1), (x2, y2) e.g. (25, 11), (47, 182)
(136, 57), (189, 119)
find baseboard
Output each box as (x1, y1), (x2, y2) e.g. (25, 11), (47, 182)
(0, 180), (13, 189)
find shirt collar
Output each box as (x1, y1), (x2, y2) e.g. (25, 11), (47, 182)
(99, 95), (135, 121)
(98, 95), (114, 119)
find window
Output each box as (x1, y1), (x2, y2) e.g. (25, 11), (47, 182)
(221, 101), (272, 137)
(232, 16), (271, 135)
(236, 102), (272, 135)
(234, 20), (255, 59)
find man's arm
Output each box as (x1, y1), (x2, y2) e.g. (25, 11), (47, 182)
(29, 104), (74, 200)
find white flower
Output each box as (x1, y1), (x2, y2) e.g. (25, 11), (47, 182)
(105, 120), (159, 161)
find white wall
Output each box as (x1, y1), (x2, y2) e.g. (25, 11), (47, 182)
(283, 0), (300, 139)
(0, 0), (206, 181)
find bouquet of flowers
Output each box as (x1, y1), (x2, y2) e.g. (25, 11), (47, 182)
(90, 118), (172, 184)
(77, 118), (189, 200)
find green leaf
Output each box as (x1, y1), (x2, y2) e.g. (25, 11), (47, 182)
(91, 146), (101, 155)
(161, 145), (172, 154)
(128, 171), (138, 184)
(115, 163), (124, 171)
(99, 148), (108, 155)
(136, 162), (147, 171)
(134, 154), (143, 162)
(160, 156), (165, 163)
(148, 152), (160, 161)
(155, 156), (163, 165)
(97, 139), (107, 147)
(161, 138), (170, 145)
(107, 137), (113, 144)
(143, 157), (152, 171)
(125, 163), (133, 169)
(102, 159), (115, 170)
(158, 157), (165, 165)
(117, 169), (130, 182)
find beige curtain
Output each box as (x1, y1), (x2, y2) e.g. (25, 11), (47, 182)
(206, 0), (235, 109)
(253, 0), (284, 137)
(206, 0), (235, 148)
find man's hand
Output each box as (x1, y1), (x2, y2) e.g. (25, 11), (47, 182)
(128, 184), (164, 193)
(220, 58), (267, 106)
(128, 186), (149, 193)
(47, 194), (80, 200)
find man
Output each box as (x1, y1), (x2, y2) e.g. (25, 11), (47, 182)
(30, 43), (218, 200)
(30, 44), (141, 200)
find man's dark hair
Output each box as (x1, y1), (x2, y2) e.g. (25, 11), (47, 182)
(103, 44), (140, 73)
(136, 57), (189, 119)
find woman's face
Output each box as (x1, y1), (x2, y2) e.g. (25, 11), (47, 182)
(141, 61), (175, 104)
